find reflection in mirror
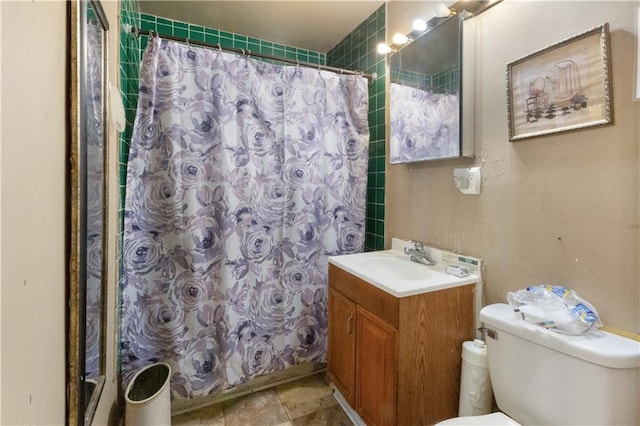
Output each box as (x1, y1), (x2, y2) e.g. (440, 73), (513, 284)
(69, 0), (108, 424)
(389, 15), (462, 163)
(85, 0), (105, 383)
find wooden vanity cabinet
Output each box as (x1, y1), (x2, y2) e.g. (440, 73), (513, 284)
(327, 263), (475, 426)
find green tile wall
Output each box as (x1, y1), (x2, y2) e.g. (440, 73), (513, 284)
(391, 65), (459, 94)
(326, 5), (386, 252)
(119, 0), (140, 218)
(138, 14), (325, 66)
(433, 65), (460, 94)
(391, 68), (432, 91)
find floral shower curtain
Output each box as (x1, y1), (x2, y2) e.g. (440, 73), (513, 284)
(121, 37), (369, 398)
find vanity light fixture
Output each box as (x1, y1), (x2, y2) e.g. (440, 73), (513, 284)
(378, 1), (502, 56)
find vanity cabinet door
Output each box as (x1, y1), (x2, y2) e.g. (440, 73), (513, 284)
(355, 305), (397, 426)
(328, 288), (356, 405)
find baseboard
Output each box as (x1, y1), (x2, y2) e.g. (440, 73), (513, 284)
(331, 386), (365, 426)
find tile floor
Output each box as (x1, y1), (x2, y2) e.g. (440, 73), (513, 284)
(172, 373), (353, 426)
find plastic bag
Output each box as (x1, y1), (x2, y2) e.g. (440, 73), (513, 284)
(506, 285), (602, 335)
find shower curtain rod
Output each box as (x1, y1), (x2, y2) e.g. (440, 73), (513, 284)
(130, 27), (376, 84)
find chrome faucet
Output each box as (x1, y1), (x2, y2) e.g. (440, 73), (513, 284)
(404, 241), (435, 266)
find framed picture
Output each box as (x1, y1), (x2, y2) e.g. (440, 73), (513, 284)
(507, 23), (612, 141)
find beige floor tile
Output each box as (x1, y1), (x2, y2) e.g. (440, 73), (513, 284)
(222, 388), (290, 426)
(276, 374), (337, 420)
(172, 403), (224, 426)
(290, 405), (353, 426)
(170, 374), (351, 426)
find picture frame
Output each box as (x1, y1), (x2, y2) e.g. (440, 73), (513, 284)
(506, 23), (612, 141)
(636, 7), (640, 100)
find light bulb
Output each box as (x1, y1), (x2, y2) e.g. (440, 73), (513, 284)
(377, 43), (392, 54)
(433, 3), (451, 18)
(412, 19), (427, 32)
(392, 33), (409, 45)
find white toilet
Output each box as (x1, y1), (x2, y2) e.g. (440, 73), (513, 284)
(438, 303), (640, 425)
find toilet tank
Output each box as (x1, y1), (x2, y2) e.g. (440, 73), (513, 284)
(480, 304), (640, 426)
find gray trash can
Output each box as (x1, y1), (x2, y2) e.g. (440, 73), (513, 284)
(125, 362), (172, 426)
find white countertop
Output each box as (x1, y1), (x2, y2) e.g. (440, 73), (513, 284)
(328, 239), (482, 298)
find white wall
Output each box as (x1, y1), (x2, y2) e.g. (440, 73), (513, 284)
(386, 1), (640, 333)
(1, 1), (68, 423)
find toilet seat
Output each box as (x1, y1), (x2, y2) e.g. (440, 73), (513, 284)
(436, 412), (521, 425)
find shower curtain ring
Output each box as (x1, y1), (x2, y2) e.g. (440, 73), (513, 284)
(217, 44), (222, 53)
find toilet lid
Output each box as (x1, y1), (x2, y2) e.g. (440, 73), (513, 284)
(436, 412), (521, 426)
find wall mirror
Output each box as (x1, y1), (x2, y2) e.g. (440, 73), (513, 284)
(387, 1), (501, 164)
(389, 14), (468, 164)
(68, 0), (109, 424)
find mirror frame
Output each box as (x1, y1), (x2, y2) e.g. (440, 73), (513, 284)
(68, 0), (109, 424)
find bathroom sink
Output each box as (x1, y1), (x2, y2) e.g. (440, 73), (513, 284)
(328, 239), (482, 298)
(355, 255), (441, 281)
